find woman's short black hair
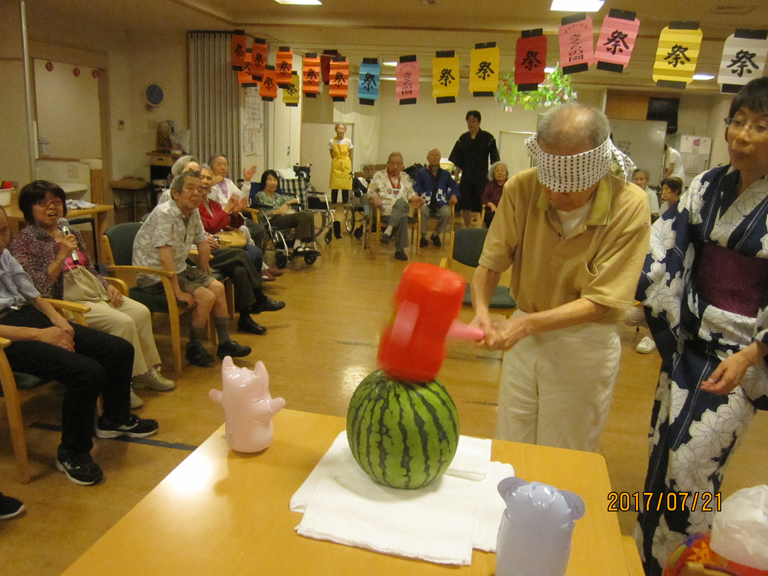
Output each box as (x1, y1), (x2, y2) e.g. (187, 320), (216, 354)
(259, 170), (280, 190)
(18, 180), (67, 224)
(466, 110), (481, 122)
(661, 177), (684, 196)
(728, 77), (768, 119)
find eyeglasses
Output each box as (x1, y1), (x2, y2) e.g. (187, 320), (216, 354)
(35, 198), (64, 208)
(724, 117), (768, 136)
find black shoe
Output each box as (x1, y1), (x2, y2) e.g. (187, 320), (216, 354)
(238, 316), (267, 335)
(420, 237), (429, 248)
(380, 233), (391, 245)
(96, 413), (159, 439)
(394, 249), (408, 261)
(252, 297), (286, 313)
(0, 493), (25, 519)
(186, 343), (214, 367)
(56, 445), (104, 486)
(333, 220), (342, 239)
(431, 234), (442, 247)
(216, 339), (252, 359)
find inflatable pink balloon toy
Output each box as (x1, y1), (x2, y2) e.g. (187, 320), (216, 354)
(209, 357), (286, 453)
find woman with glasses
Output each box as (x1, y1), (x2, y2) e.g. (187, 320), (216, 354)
(10, 181), (174, 410)
(634, 77), (768, 575)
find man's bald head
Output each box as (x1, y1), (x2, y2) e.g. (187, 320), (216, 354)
(537, 104), (611, 155)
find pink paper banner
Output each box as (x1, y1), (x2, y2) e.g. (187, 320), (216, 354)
(595, 13), (640, 72)
(396, 58), (420, 104)
(559, 15), (595, 74)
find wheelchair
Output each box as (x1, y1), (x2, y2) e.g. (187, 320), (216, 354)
(279, 173), (335, 245)
(343, 190), (369, 240)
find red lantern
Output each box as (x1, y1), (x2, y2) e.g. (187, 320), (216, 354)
(231, 30), (246, 71)
(515, 29), (547, 91)
(321, 50), (338, 85)
(251, 38), (267, 82)
(276, 46), (293, 88)
(260, 65), (278, 101)
(303, 53), (321, 98)
(328, 56), (349, 102)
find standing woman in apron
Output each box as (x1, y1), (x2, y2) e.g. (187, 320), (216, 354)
(329, 123), (354, 206)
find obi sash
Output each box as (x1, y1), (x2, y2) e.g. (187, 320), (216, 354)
(696, 243), (768, 318)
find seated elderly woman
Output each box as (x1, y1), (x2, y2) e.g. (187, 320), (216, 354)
(481, 161), (508, 228)
(0, 204), (158, 486)
(11, 181), (174, 410)
(251, 170), (318, 254)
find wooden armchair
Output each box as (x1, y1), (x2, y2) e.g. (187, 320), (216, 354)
(367, 202), (422, 254)
(0, 299), (90, 483)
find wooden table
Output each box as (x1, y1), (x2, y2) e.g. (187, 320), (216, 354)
(4, 203), (113, 263)
(62, 409), (631, 576)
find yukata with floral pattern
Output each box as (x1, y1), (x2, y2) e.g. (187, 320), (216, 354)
(634, 165), (768, 575)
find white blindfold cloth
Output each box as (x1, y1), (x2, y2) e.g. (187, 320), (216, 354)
(525, 134), (636, 193)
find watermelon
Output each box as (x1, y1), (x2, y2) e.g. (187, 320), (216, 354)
(346, 369), (459, 490)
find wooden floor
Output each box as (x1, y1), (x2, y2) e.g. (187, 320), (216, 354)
(1, 211), (766, 575)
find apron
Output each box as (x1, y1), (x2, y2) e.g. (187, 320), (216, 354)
(330, 140), (352, 190)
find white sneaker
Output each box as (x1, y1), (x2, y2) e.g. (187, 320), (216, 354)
(132, 367), (175, 391)
(130, 388), (144, 409)
(636, 336), (657, 354)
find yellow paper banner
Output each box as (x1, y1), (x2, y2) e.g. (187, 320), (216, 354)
(652, 24), (703, 88)
(282, 71), (300, 107)
(432, 51), (460, 103)
(469, 43), (500, 96)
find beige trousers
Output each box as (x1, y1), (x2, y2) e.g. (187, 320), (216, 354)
(78, 297), (161, 377)
(496, 310), (621, 452)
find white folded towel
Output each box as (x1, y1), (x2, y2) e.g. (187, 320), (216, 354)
(297, 474), (478, 565)
(290, 431), (493, 513)
(291, 431), (515, 565)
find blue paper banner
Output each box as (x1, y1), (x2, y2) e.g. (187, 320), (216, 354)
(358, 59), (380, 105)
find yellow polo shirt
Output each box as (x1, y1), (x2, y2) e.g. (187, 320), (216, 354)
(479, 168), (650, 323)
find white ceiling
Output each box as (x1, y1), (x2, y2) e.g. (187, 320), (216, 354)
(26, 0), (768, 92)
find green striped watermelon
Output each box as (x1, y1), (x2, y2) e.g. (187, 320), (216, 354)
(346, 369), (459, 490)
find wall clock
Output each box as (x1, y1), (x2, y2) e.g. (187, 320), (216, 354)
(145, 83), (165, 108)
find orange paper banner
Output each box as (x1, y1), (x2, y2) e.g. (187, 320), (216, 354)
(276, 46), (293, 88)
(238, 49), (257, 87)
(251, 38), (267, 82)
(303, 53), (321, 97)
(260, 65), (278, 101)
(328, 57), (349, 102)
(231, 30), (246, 71)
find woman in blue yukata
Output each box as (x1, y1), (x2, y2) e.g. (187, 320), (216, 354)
(634, 76), (768, 574)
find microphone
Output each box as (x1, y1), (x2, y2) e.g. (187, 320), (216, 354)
(57, 217), (80, 265)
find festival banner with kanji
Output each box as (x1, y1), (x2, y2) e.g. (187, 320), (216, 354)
(231, 30), (246, 71)
(358, 58), (380, 106)
(282, 71), (300, 107)
(718, 29), (768, 94)
(276, 47), (293, 88)
(559, 13), (594, 74)
(469, 42), (499, 96)
(396, 55), (419, 105)
(303, 53), (320, 98)
(252, 39), (268, 82)
(653, 22), (702, 89)
(238, 49), (257, 87)
(260, 65), (278, 101)
(595, 9), (640, 73)
(328, 56), (349, 102)
(515, 29), (547, 91)
(321, 50), (339, 85)
(432, 50), (460, 103)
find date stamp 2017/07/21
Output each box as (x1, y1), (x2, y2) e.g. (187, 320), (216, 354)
(607, 492), (721, 513)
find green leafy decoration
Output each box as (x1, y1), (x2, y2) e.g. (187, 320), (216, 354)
(495, 64), (577, 111)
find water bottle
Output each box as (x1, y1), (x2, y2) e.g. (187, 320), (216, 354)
(496, 478), (586, 576)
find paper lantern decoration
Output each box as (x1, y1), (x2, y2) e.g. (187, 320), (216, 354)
(260, 65), (278, 101)
(595, 9), (640, 73)
(231, 30), (246, 71)
(516, 29), (547, 91)
(252, 38), (268, 82)
(559, 13), (594, 74)
(432, 50), (460, 104)
(282, 71), (300, 107)
(358, 58), (380, 106)
(653, 22), (703, 89)
(718, 29), (768, 94)
(238, 50), (258, 87)
(328, 56), (349, 102)
(276, 46), (293, 88)
(321, 50), (339, 85)
(469, 42), (500, 97)
(303, 53), (320, 98)
(396, 55), (419, 105)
